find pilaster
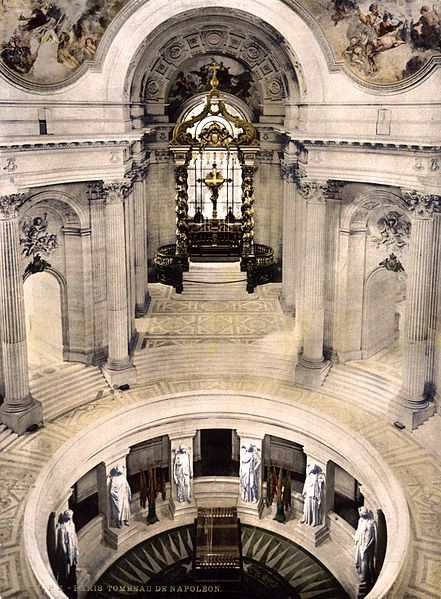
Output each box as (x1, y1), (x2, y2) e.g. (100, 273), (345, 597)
(131, 164), (150, 317)
(280, 158), (298, 314)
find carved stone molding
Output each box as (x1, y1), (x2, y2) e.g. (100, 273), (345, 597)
(0, 193), (27, 220)
(259, 150), (275, 164)
(153, 149), (172, 164)
(372, 211), (411, 253)
(281, 163), (299, 184)
(102, 181), (131, 204)
(323, 180), (345, 200)
(402, 189), (441, 219)
(87, 182), (105, 201)
(130, 163), (149, 182)
(296, 180), (327, 202)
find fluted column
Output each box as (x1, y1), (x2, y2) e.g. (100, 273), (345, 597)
(280, 161), (297, 314)
(390, 191), (439, 429)
(0, 193), (42, 433)
(132, 165), (150, 317)
(102, 182), (137, 388)
(295, 181), (331, 388)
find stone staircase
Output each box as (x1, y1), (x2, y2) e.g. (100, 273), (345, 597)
(134, 344), (294, 386)
(179, 260), (250, 300)
(0, 423), (19, 451)
(322, 363), (400, 417)
(30, 362), (109, 422)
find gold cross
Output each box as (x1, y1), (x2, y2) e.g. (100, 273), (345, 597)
(204, 163), (224, 190)
(208, 61), (221, 90)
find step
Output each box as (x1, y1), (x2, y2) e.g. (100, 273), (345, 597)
(325, 369), (398, 398)
(0, 429), (18, 451)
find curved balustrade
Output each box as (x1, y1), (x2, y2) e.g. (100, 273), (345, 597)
(154, 242), (275, 294)
(154, 245), (188, 293)
(24, 391), (410, 599)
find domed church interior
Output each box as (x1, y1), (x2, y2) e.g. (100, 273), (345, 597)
(0, 1), (440, 598)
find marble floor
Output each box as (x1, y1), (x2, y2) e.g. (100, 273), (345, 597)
(0, 268), (440, 599)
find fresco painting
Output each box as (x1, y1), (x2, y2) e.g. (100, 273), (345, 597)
(168, 55), (260, 118)
(312, 0), (441, 81)
(0, 0), (440, 85)
(0, 0), (127, 83)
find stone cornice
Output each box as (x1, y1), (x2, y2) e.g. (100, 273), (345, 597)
(0, 131), (149, 153)
(289, 138), (441, 154)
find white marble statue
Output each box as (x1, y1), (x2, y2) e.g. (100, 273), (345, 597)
(301, 463), (325, 526)
(173, 444), (193, 503)
(55, 509), (79, 587)
(240, 443), (261, 503)
(354, 506), (377, 584)
(109, 465), (132, 528)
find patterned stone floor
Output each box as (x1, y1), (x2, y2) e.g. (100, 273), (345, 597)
(0, 278), (440, 598)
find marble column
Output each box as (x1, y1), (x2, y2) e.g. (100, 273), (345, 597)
(295, 181), (331, 387)
(280, 161), (298, 314)
(390, 191), (438, 429)
(97, 449), (131, 549)
(169, 433), (196, 518)
(132, 165), (150, 317)
(102, 182), (137, 388)
(0, 194), (43, 433)
(236, 431), (264, 517)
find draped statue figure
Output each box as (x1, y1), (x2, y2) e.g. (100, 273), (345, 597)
(301, 463), (325, 526)
(355, 506), (377, 587)
(240, 444), (261, 503)
(173, 444), (193, 503)
(56, 509), (79, 596)
(109, 465), (132, 528)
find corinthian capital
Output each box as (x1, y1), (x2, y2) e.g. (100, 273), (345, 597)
(323, 180), (345, 200)
(102, 180), (131, 204)
(403, 189), (441, 218)
(281, 163), (299, 184)
(296, 180), (327, 202)
(0, 193), (27, 220)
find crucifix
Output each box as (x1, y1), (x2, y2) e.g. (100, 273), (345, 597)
(198, 162), (231, 219)
(208, 61), (221, 91)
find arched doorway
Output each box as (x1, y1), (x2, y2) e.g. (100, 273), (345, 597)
(362, 268), (399, 359)
(154, 63), (275, 294)
(24, 271), (63, 368)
